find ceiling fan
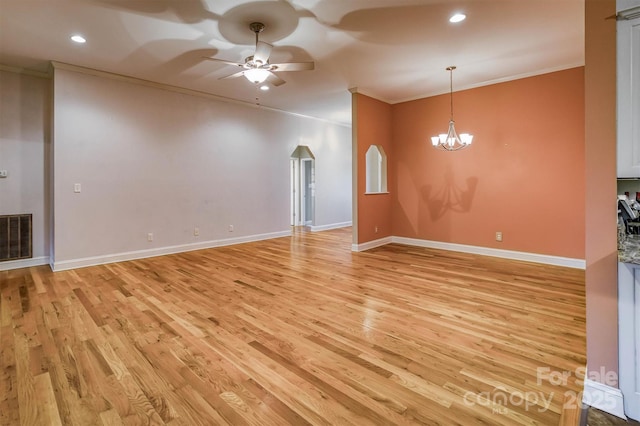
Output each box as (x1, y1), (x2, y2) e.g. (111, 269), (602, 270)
(203, 22), (314, 87)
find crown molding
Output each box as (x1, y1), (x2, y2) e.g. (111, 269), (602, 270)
(0, 63), (51, 78)
(50, 61), (351, 128)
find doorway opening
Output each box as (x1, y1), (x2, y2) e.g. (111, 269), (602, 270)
(290, 146), (315, 227)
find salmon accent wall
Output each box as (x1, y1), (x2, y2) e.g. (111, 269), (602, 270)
(391, 68), (585, 259)
(584, 0), (618, 381)
(355, 93), (393, 243)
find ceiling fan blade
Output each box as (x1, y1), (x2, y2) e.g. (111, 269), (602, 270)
(266, 72), (286, 87)
(270, 62), (315, 72)
(218, 70), (246, 80)
(202, 56), (244, 67)
(254, 41), (272, 64)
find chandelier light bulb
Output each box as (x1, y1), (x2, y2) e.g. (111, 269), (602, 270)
(460, 133), (473, 145)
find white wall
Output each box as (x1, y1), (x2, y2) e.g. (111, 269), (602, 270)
(52, 66), (351, 268)
(302, 124), (352, 228)
(617, 0), (640, 12)
(0, 70), (50, 265)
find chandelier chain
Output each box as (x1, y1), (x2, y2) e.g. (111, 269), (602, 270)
(450, 67), (454, 121)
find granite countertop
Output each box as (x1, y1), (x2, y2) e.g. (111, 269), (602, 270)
(619, 235), (640, 264)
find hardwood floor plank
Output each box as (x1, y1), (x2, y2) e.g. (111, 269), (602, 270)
(202, 329), (354, 425)
(14, 326), (46, 425)
(32, 372), (63, 426)
(248, 340), (391, 425)
(242, 377), (314, 426)
(98, 408), (124, 426)
(0, 324), (19, 426)
(45, 352), (97, 425)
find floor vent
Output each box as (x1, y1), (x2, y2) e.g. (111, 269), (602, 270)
(0, 214), (32, 261)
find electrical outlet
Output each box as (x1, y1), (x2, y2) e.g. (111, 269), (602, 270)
(228, 225), (234, 232)
(374, 226), (379, 233)
(194, 227), (199, 236)
(0, 170), (7, 178)
(496, 231), (503, 242)
(147, 233), (153, 242)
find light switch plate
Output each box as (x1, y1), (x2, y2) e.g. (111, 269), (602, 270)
(74, 183), (81, 193)
(0, 170), (7, 178)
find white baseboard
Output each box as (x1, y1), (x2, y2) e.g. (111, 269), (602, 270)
(310, 221), (352, 232)
(52, 230), (291, 271)
(0, 256), (50, 271)
(352, 236), (393, 252)
(583, 379), (627, 419)
(391, 236), (586, 269)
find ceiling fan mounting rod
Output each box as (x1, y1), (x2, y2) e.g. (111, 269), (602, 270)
(250, 22), (265, 47)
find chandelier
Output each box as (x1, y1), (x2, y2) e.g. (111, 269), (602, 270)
(431, 66), (473, 151)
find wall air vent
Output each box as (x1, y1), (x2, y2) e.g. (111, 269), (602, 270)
(0, 214), (32, 261)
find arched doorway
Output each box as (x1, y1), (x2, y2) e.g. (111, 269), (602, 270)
(290, 145), (315, 227)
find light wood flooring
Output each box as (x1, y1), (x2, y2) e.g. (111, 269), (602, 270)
(1, 227), (586, 425)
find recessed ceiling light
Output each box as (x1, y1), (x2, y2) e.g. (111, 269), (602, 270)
(449, 13), (466, 23)
(259, 85), (269, 91)
(70, 34), (86, 43)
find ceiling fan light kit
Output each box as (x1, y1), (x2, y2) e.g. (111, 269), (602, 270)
(431, 66), (473, 151)
(244, 68), (270, 84)
(203, 22), (314, 87)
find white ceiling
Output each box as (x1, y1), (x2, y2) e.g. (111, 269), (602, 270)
(0, 0), (584, 125)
